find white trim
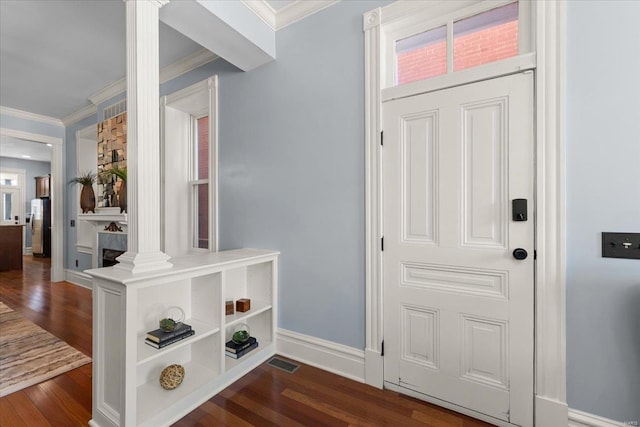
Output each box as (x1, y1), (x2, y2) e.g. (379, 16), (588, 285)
(241, 1), (277, 31)
(363, 6), (383, 388)
(65, 269), (93, 289)
(534, 0), (567, 411)
(363, 1), (567, 424)
(276, 328), (365, 383)
(24, 247), (32, 255)
(0, 128), (64, 282)
(242, 0), (338, 31)
(536, 396), (569, 427)
(62, 104), (97, 127)
(568, 409), (627, 427)
(88, 80), (126, 108)
(160, 49), (218, 86)
(88, 48), (218, 107)
(382, 53), (536, 102)
(276, 1), (338, 30)
(0, 106), (64, 127)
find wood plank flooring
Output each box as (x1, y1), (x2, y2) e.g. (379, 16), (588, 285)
(0, 257), (494, 427)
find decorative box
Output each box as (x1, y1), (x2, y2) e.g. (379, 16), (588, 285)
(236, 298), (251, 312)
(225, 301), (234, 315)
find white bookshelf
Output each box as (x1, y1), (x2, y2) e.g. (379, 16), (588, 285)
(87, 249), (279, 427)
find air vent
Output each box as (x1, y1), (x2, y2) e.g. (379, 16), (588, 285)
(103, 99), (127, 120)
(267, 356), (299, 373)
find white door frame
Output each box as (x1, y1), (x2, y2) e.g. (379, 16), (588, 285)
(363, 1), (567, 425)
(0, 128), (65, 282)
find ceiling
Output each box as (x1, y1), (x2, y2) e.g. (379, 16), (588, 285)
(0, 135), (52, 162)
(0, 0), (204, 120)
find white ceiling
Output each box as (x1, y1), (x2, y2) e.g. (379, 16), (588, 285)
(0, 135), (52, 163)
(0, 0), (204, 120)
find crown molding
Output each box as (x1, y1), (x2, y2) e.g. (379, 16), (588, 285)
(241, 1), (277, 31)
(242, 0), (339, 31)
(62, 103), (98, 127)
(0, 106), (64, 127)
(277, 0), (339, 30)
(88, 48), (218, 107)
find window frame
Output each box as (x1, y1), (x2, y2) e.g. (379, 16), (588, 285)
(189, 113), (210, 251)
(161, 76), (218, 255)
(384, 0), (532, 91)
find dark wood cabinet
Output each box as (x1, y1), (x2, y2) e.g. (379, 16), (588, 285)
(0, 225), (25, 271)
(35, 175), (50, 198)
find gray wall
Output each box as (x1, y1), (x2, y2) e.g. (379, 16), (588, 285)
(0, 156), (51, 248)
(566, 1), (640, 423)
(216, 0), (389, 348)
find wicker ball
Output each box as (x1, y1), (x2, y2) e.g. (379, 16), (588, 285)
(159, 364), (185, 390)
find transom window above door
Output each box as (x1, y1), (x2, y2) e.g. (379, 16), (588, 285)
(395, 2), (521, 86)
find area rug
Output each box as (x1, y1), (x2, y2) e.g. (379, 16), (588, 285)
(0, 301), (91, 397)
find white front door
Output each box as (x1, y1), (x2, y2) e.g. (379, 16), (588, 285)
(0, 187), (21, 225)
(383, 72), (534, 426)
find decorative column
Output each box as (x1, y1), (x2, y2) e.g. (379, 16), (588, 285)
(116, 0), (172, 273)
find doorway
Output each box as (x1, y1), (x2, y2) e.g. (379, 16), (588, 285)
(0, 128), (63, 282)
(382, 73), (534, 426)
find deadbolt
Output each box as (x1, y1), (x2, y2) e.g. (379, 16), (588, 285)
(513, 248), (528, 260)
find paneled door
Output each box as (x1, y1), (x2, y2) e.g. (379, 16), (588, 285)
(383, 72), (534, 426)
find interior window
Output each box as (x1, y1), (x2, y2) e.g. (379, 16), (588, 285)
(394, 2), (520, 85)
(193, 116), (209, 249)
(453, 2), (519, 71)
(396, 26), (447, 85)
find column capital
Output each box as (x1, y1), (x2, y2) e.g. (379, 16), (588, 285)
(123, 0), (169, 8)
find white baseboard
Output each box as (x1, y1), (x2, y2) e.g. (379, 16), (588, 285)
(276, 328), (365, 383)
(364, 348), (384, 388)
(535, 395), (568, 427)
(65, 269), (93, 289)
(24, 247), (32, 255)
(568, 409), (627, 427)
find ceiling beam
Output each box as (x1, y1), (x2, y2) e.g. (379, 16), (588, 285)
(160, 0), (276, 72)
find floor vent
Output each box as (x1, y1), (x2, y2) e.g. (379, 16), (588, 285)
(267, 357), (299, 374)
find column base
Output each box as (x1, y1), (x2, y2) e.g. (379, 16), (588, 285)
(114, 251), (172, 274)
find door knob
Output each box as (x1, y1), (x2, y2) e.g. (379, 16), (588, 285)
(513, 248), (528, 260)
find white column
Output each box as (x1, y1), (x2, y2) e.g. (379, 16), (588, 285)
(116, 0), (172, 273)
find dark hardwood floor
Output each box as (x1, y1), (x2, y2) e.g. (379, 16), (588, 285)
(0, 256), (493, 427)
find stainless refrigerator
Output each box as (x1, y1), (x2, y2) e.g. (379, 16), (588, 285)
(31, 197), (51, 257)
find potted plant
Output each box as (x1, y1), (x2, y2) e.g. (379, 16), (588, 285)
(106, 166), (127, 213)
(69, 171), (96, 213)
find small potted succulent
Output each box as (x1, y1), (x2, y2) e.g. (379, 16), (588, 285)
(69, 171), (96, 213)
(232, 324), (251, 344)
(159, 306), (184, 332)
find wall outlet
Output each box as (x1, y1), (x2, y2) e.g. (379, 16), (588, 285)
(70, 219), (75, 227)
(75, 259), (79, 267)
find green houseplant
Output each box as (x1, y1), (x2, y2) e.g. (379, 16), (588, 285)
(104, 166), (127, 213)
(69, 171), (96, 213)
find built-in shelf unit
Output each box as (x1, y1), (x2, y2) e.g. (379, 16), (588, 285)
(86, 248), (279, 427)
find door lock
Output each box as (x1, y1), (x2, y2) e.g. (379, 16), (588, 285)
(513, 248), (528, 260)
(512, 199), (528, 221)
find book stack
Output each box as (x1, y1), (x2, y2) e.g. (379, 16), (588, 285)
(145, 323), (195, 349)
(225, 337), (258, 359)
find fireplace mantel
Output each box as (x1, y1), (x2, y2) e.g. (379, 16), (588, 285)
(78, 212), (127, 226)
(79, 210), (127, 268)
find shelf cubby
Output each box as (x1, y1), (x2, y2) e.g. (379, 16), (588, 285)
(87, 249), (279, 427)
